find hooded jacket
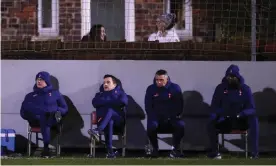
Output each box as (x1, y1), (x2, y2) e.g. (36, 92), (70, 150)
(145, 77), (183, 120)
(20, 71), (68, 120)
(211, 65), (256, 118)
(92, 84), (128, 117)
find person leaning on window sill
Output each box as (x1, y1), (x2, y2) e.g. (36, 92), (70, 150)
(148, 13), (180, 43)
(81, 24), (107, 42)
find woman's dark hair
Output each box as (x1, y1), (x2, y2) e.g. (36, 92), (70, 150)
(89, 24), (107, 41)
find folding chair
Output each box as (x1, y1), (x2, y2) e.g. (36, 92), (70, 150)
(89, 111), (127, 157)
(218, 130), (248, 158)
(27, 123), (62, 157)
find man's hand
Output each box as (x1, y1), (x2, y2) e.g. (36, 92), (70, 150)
(55, 111), (62, 123)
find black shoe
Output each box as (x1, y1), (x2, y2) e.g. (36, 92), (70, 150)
(207, 152), (222, 159)
(88, 129), (100, 142)
(41, 148), (50, 158)
(250, 154), (259, 159)
(106, 151), (118, 158)
(55, 111), (62, 123)
(169, 149), (184, 158)
(145, 144), (152, 157)
(150, 149), (159, 158)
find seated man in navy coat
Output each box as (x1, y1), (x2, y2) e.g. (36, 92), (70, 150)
(207, 64), (259, 159)
(145, 69), (185, 158)
(20, 71), (68, 158)
(88, 74), (128, 158)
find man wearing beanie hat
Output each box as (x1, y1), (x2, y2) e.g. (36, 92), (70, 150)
(148, 13), (180, 43)
(207, 64), (259, 159)
(20, 71), (68, 158)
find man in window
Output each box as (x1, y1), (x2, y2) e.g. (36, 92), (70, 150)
(88, 75), (128, 158)
(148, 13), (180, 43)
(145, 69), (184, 158)
(207, 64), (259, 159)
(20, 71), (68, 158)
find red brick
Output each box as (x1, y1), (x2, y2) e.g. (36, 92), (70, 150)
(2, 1), (14, 7)
(9, 18), (18, 24)
(1, 17), (7, 25)
(1, 7), (7, 13)
(1, 36), (9, 41)
(1, 0), (37, 41)
(60, 13), (73, 18)
(75, 2), (81, 7)
(66, 2), (73, 7)
(74, 24), (81, 29)
(71, 30), (81, 35)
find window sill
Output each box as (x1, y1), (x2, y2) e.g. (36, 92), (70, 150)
(31, 36), (64, 42)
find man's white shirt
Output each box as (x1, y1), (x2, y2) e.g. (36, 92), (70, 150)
(148, 28), (180, 43)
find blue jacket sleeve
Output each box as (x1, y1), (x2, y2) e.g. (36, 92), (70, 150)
(92, 92), (107, 108)
(56, 92), (68, 116)
(173, 84), (183, 116)
(211, 84), (223, 117)
(92, 91), (128, 109)
(109, 92), (128, 107)
(20, 95), (29, 120)
(145, 86), (153, 117)
(239, 86), (256, 116)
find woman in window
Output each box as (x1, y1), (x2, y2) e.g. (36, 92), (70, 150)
(148, 13), (180, 43)
(82, 24), (107, 42)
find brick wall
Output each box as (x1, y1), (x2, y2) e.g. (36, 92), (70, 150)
(135, 0), (164, 41)
(59, 0), (81, 41)
(1, 0), (37, 41)
(1, 0), (82, 41)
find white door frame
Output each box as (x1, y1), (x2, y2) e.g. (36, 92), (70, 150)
(81, 0), (135, 41)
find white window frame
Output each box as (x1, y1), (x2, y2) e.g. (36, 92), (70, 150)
(165, 0), (193, 40)
(81, 0), (135, 42)
(38, 0), (59, 37)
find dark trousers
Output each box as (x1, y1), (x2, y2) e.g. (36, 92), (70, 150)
(25, 112), (58, 148)
(97, 108), (124, 150)
(147, 118), (185, 150)
(207, 116), (259, 156)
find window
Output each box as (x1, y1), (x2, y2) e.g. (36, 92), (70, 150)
(165, 0), (193, 40)
(38, 0), (59, 36)
(81, 0), (135, 41)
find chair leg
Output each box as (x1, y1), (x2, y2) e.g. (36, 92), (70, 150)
(180, 138), (183, 154)
(122, 135), (126, 157)
(90, 136), (93, 157)
(92, 138), (96, 158)
(245, 133), (248, 158)
(58, 125), (62, 157)
(35, 133), (39, 146)
(28, 132), (32, 157)
(56, 134), (61, 157)
(221, 134), (225, 151)
(217, 134), (220, 152)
